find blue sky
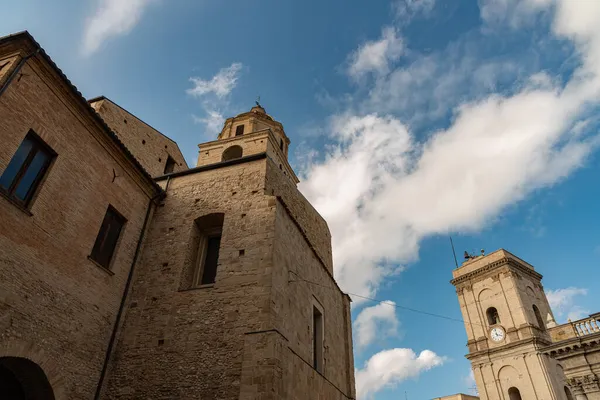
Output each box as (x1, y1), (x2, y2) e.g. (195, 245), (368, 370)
(3, 1), (600, 399)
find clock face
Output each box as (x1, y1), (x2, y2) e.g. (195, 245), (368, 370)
(490, 327), (505, 342)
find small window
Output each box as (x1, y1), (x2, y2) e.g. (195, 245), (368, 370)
(279, 138), (284, 151)
(313, 306), (324, 373)
(90, 206), (126, 269)
(222, 145), (243, 161)
(486, 307), (500, 325)
(235, 125), (245, 136)
(508, 387), (522, 400)
(194, 213), (224, 286)
(533, 305), (545, 330)
(164, 155), (176, 174)
(0, 131), (55, 207)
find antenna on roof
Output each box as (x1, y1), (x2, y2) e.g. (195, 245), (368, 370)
(449, 236), (458, 268)
(255, 95), (261, 107)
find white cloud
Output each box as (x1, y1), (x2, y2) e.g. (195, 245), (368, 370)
(187, 63), (244, 98)
(192, 109), (225, 137)
(187, 63), (244, 136)
(353, 302), (400, 349)
(546, 287), (589, 322)
(464, 369), (478, 393)
(300, 0), (600, 302)
(394, 0), (436, 21)
(348, 27), (403, 79)
(356, 348), (445, 399)
(82, 0), (155, 55)
(478, 0), (549, 28)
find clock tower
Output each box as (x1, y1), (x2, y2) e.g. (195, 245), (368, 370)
(451, 249), (568, 400)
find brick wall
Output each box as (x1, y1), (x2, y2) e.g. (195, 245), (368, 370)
(0, 46), (154, 399)
(91, 97), (188, 177)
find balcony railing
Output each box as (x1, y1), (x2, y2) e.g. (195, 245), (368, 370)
(548, 313), (600, 342)
(573, 314), (600, 337)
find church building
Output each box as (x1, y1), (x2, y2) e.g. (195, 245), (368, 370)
(445, 249), (599, 400)
(0, 31), (356, 399)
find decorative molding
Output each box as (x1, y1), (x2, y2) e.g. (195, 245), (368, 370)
(451, 257), (543, 286)
(567, 374), (600, 394)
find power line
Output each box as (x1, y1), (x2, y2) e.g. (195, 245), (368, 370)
(289, 270), (485, 327)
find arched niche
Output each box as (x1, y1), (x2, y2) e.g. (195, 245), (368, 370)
(222, 145), (243, 161)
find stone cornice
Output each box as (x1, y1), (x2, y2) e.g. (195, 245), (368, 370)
(466, 336), (552, 360)
(451, 257), (542, 287)
(543, 331), (600, 359)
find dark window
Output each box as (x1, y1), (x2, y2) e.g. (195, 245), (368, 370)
(90, 206), (126, 269)
(533, 305), (545, 329)
(279, 138), (284, 151)
(508, 387), (522, 400)
(235, 125), (245, 136)
(193, 213), (224, 286)
(222, 145), (243, 161)
(486, 307), (500, 325)
(0, 131), (55, 207)
(313, 306), (324, 372)
(164, 155), (176, 174)
(200, 236), (221, 284)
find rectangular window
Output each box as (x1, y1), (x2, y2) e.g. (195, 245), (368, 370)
(199, 234), (221, 284)
(90, 206), (126, 269)
(164, 155), (176, 174)
(0, 131), (55, 207)
(313, 306), (324, 373)
(235, 125), (245, 136)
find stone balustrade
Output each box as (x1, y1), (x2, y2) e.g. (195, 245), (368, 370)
(573, 315), (600, 337)
(548, 314), (600, 342)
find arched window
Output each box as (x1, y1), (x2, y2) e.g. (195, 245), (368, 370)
(508, 387), (522, 400)
(0, 357), (55, 400)
(487, 307), (500, 325)
(222, 145), (243, 161)
(533, 305), (545, 329)
(564, 386), (574, 400)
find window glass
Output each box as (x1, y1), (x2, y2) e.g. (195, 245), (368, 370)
(0, 138), (34, 190)
(14, 150), (50, 201)
(90, 207), (126, 269)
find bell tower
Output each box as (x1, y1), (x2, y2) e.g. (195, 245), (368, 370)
(451, 249), (567, 400)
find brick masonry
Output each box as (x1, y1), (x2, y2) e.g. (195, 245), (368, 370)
(0, 32), (356, 400)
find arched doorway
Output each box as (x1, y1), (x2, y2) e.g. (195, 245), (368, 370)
(508, 387), (522, 400)
(0, 357), (55, 400)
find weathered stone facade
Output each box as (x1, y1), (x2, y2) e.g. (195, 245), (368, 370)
(0, 31), (355, 400)
(448, 249), (600, 400)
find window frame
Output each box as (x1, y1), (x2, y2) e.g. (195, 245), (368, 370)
(193, 226), (222, 286)
(89, 205), (127, 270)
(312, 302), (324, 373)
(486, 307), (501, 326)
(0, 130), (56, 208)
(235, 125), (245, 136)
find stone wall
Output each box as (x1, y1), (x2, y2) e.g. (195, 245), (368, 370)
(0, 47), (154, 399)
(271, 196), (355, 398)
(265, 159), (333, 274)
(102, 159), (277, 398)
(90, 97), (188, 177)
